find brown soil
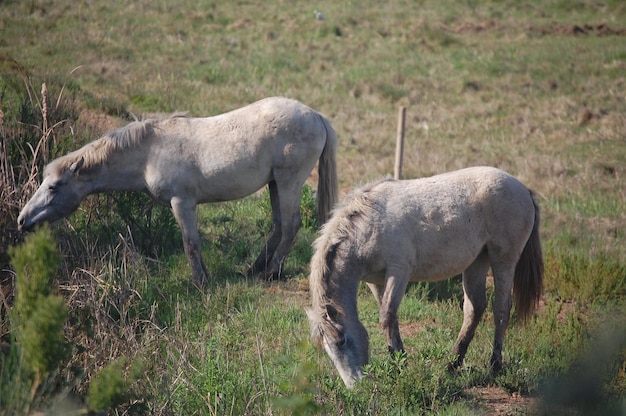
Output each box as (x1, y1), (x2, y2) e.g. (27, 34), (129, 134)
(465, 385), (538, 415)
(441, 19), (626, 36)
(532, 23), (626, 36)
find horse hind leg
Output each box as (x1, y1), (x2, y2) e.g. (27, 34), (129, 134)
(249, 180), (282, 277)
(367, 282), (384, 308)
(450, 251), (489, 370)
(259, 173), (304, 280)
(489, 261), (515, 372)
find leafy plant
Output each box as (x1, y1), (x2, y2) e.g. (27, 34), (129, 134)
(6, 225), (68, 410)
(86, 356), (145, 413)
(544, 247), (626, 303)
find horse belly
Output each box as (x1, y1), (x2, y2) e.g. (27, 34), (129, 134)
(409, 245), (482, 282)
(199, 169), (272, 202)
(146, 159), (271, 203)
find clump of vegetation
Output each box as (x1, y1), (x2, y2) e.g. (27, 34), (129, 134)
(545, 248), (626, 303)
(87, 356), (145, 413)
(4, 226), (68, 412)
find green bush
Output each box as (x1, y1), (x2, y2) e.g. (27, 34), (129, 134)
(545, 247), (626, 303)
(11, 226), (60, 318)
(5, 226), (68, 411)
(18, 296), (67, 381)
(86, 356), (144, 413)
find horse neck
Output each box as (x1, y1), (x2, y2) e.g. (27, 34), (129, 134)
(311, 256), (362, 320)
(80, 147), (147, 194)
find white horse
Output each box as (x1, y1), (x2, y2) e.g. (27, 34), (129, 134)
(18, 97), (338, 287)
(306, 167), (543, 388)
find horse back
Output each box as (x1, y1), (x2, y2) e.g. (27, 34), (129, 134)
(358, 167), (536, 281)
(144, 97), (329, 203)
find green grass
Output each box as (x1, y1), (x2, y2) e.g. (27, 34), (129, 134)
(1, 0), (625, 414)
(3, 193), (625, 414)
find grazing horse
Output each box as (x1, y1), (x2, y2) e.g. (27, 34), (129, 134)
(18, 97), (338, 287)
(306, 167), (543, 388)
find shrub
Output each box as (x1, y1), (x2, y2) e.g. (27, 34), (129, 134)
(6, 225), (68, 411)
(86, 356), (144, 413)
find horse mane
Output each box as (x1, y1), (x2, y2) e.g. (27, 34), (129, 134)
(309, 178), (391, 315)
(45, 113), (189, 175)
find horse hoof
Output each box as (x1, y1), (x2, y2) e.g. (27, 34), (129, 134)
(447, 362), (462, 374)
(192, 276), (208, 290)
(489, 360), (503, 374)
(244, 265), (279, 281)
(245, 267), (257, 278)
(447, 356), (465, 373)
(264, 269), (282, 281)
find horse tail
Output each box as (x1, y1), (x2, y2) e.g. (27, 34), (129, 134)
(513, 191), (544, 323)
(316, 115), (338, 226)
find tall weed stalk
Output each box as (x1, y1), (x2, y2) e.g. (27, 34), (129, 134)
(1, 72), (76, 371)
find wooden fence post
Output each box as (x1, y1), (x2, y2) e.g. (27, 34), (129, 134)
(394, 106), (406, 180)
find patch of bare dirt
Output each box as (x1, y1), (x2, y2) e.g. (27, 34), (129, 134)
(465, 385), (538, 415)
(399, 320), (433, 339)
(264, 277), (310, 306)
(532, 23), (626, 36)
(440, 19), (500, 34)
(536, 296), (580, 322)
(440, 19), (626, 37)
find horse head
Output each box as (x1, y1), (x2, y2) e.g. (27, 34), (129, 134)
(306, 303), (369, 388)
(18, 157), (87, 231)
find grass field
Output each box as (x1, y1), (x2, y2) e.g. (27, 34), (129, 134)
(1, 0), (625, 414)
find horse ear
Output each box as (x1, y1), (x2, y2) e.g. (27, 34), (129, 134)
(69, 157), (84, 174)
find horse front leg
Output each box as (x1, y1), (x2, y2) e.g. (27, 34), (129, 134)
(379, 271), (410, 353)
(171, 197), (208, 288)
